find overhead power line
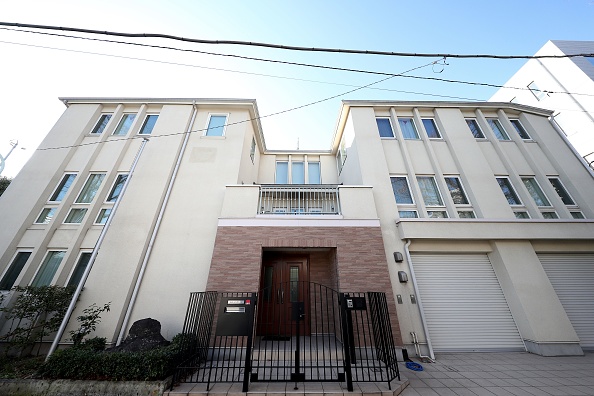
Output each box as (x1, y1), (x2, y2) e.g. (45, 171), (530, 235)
(1, 21), (594, 60)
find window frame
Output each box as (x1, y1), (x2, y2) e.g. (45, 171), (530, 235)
(75, 173), (106, 204)
(465, 119), (485, 139)
(528, 81), (547, 101)
(291, 161), (305, 184)
(67, 251), (92, 287)
(496, 177), (523, 206)
(444, 176), (470, 206)
(204, 113), (229, 137)
(275, 161), (289, 184)
(0, 251), (32, 290)
(422, 118), (442, 139)
(112, 113), (136, 136)
(548, 177), (576, 206)
(427, 211), (449, 218)
(95, 208), (112, 225)
(376, 117), (395, 138)
(90, 114), (112, 135)
(398, 210), (418, 219)
(398, 117), (420, 140)
(138, 114), (158, 135)
(521, 177), (551, 207)
(390, 176), (415, 205)
(514, 211), (531, 219)
(250, 137), (256, 164)
(487, 118), (511, 141)
(570, 211), (585, 219)
(105, 174), (129, 203)
(63, 208), (88, 224)
(35, 207), (57, 224)
(30, 250), (66, 287)
(510, 119), (531, 140)
(541, 211), (559, 219)
(308, 162), (321, 184)
(457, 210), (476, 219)
(49, 173), (77, 202)
(416, 176), (445, 207)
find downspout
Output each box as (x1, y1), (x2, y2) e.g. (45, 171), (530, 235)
(47, 137), (150, 360)
(404, 239), (435, 361)
(116, 104), (198, 345)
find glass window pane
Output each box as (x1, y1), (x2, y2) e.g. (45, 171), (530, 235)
(417, 177), (443, 206)
(308, 162), (321, 184)
(427, 211), (448, 218)
(528, 82), (547, 101)
(91, 114), (112, 135)
(497, 178), (522, 205)
(422, 119), (441, 138)
(399, 118), (419, 139)
(290, 266), (299, 302)
(0, 252), (32, 290)
(515, 212), (530, 219)
(445, 177), (469, 204)
(549, 178), (575, 205)
(391, 177), (413, 204)
(276, 162), (288, 184)
(75, 174), (105, 203)
(64, 208), (87, 223)
(95, 209), (111, 224)
(250, 137), (256, 163)
(398, 210), (418, 218)
(487, 119), (510, 140)
(571, 212), (585, 219)
(510, 120), (531, 139)
(292, 162), (305, 184)
(35, 208), (56, 224)
(376, 118), (394, 138)
(139, 115), (158, 135)
(67, 252), (92, 287)
(542, 212), (558, 219)
(466, 119), (484, 138)
(522, 178), (550, 206)
(458, 211), (476, 218)
(113, 114), (136, 136)
(206, 115), (227, 136)
(50, 174), (76, 202)
(263, 266), (273, 302)
(31, 251), (65, 287)
(107, 174), (128, 202)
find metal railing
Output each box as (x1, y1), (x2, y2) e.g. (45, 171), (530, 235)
(258, 184), (340, 215)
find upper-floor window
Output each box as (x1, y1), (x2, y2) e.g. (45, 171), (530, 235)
(205, 114), (227, 136)
(275, 161), (320, 184)
(390, 177), (414, 204)
(417, 176), (444, 207)
(0, 251), (32, 290)
(549, 178), (575, 205)
(64, 208), (88, 224)
(465, 119), (485, 139)
(496, 177), (522, 205)
(95, 208), (112, 225)
(422, 119), (441, 139)
(292, 162), (305, 184)
(444, 177), (469, 205)
(75, 173), (106, 203)
(67, 252), (92, 287)
(113, 114), (136, 136)
(522, 178), (551, 207)
(398, 118), (419, 139)
(49, 173), (76, 202)
(528, 81), (547, 101)
(376, 118), (394, 138)
(250, 137), (256, 164)
(487, 119), (510, 141)
(337, 138), (347, 173)
(35, 207), (57, 224)
(510, 120), (531, 140)
(31, 251), (66, 287)
(106, 174), (128, 202)
(138, 115), (158, 135)
(90, 114), (112, 135)
(275, 162), (289, 184)
(308, 162), (321, 184)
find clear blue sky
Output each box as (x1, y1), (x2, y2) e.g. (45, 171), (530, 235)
(1, 0), (593, 177)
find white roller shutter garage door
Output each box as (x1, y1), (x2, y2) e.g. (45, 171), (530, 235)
(412, 253), (524, 352)
(539, 254), (594, 349)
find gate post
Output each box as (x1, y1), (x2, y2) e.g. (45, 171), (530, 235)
(242, 293), (257, 392)
(339, 293), (354, 392)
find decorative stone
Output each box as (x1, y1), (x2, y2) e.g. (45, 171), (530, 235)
(109, 318), (170, 353)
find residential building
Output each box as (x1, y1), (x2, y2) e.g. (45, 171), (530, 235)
(490, 40), (594, 167)
(0, 98), (593, 362)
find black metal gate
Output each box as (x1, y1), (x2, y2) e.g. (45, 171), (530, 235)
(172, 284), (399, 392)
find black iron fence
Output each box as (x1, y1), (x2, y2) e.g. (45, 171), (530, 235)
(172, 284), (399, 392)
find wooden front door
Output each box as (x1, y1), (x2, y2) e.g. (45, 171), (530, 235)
(257, 255), (309, 337)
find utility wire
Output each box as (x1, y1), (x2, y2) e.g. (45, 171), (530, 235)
(2, 21), (594, 60)
(2, 26), (593, 98)
(37, 59), (440, 151)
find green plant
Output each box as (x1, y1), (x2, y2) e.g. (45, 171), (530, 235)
(69, 302), (111, 346)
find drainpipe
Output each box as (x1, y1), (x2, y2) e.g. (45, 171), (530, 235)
(47, 137), (150, 360)
(116, 104), (198, 345)
(403, 239), (435, 361)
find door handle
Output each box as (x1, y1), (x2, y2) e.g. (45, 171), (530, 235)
(281, 289), (284, 304)
(277, 288), (280, 304)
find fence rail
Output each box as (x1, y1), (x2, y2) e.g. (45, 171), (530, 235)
(258, 185), (340, 215)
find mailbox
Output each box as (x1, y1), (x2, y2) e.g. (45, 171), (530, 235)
(215, 295), (257, 336)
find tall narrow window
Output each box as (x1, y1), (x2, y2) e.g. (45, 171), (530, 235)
(308, 162), (321, 184)
(35, 208), (57, 224)
(444, 177), (469, 205)
(399, 118), (419, 139)
(95, 208), (112, 225)
(376, 118), (394, 138)
(391, 177), (414, 204)
(422, 119), (441, 139)
(292, 162), (305, 184)
(417, 176), (443, 206)
(64, 208), (87, 224)
(522, 178), (550, 207)
(49, 173), (76, 202)
(275, 162), (288, 184)
(487, 119), (510, 141)
(75, 174), (105, 203)
(113, 114), (136, 136)
(496, 178), (522, 205)
(528, 81), (547, 101)
(250, 137), (256, 163)
(90, 114), (112, 135)
(510, 120), (531, 140)
(205, 115), (227, 136)
(138, 115), (158, 135)
(31, 251), (66, 287)
(106, 174), (128, 202)
(67, 252), (92, 287)
(337, 138), (347, 173)
(549, 178), (575, 205)
(466, 119), (485, 139)
(0, 252), (31, 290)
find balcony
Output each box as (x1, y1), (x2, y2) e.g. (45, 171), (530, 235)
(258, 184), (340, 215)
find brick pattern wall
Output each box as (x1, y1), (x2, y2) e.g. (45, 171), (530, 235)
(206, 226), (402, 345)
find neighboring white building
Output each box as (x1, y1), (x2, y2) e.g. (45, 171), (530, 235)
(0, 98), (593, 361)
(490, 40), (594, 167)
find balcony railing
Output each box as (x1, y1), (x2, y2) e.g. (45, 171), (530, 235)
(258, 184), (341, 215)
